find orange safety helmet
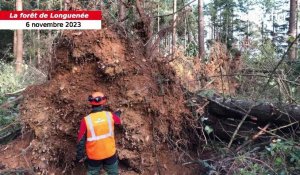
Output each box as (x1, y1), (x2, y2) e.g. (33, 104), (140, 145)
(88, 91), (107, 106)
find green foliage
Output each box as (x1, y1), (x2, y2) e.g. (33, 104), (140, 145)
(202, 138), (300, 175)
(0, 62), (23, 95)
(185, 42), (198, 57)
(0, 1), (15, 10)
(238, 40), (282, 101)
(247, 39), (277, 65)
(0, 96), (21, 144)
(287, 36), (296, 43)
(0, 104), (17, 127)
(266, 139), (300, 173)
(234, 161), (270, 175)
(260, 0), (277, 13)
(0, 61), (45, 143)
(238, 37), (300, 103)
(206, 0), (237, 49)
(0, 61), (46, 96)
(204, 125), (213, 135)
(197, 89), (216, 98)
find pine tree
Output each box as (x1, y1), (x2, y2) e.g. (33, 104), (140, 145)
(15, 0), (23, 73)
(172, 0), (177, 58)
(198, 0), (205, 59)
(288, 0), (298, 60)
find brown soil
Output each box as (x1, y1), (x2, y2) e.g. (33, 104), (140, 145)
(1, 27), (202, 174)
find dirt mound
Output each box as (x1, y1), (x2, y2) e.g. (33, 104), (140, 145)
(1, 27), (201, 174)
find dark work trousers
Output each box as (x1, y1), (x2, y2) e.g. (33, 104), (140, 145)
(86, 154), (118, 175)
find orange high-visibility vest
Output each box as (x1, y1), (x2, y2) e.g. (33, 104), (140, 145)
(84, 111), (116, 160)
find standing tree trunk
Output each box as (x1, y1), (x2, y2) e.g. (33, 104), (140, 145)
(37, 0), (41, 67)
(16, 0), (23, 74)
(60, 0), (63, 10)
(100, 0), (102, 9)
(13, 31), (17, 57)
(119, 0), (125, 27)
(288, 0), (298, 61)
(157, 3), (160, 53)
(184, 13), (187, 51)
(187, 17), (192, 43)
(172, 0), (177, 59)
(135, 0), (152, 40)
(37, 31), (41, 67)
(198, 0), (205, 60)
(135, 0), (153, 58)
(64, 0), (70, 10)
(169, 34), (172, 54)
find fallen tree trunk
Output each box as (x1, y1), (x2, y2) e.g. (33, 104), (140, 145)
(186, 96), (300, 141)
(204, 113), (258, 141)
(206, 97), (300, 126)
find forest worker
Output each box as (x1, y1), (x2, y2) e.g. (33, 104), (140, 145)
(76, 91), (121, 175)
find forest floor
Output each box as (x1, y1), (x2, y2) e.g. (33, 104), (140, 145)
(0, 26), (204, 174)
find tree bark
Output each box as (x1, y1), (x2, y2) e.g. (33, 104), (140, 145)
(157, 3), (160, 33)
(135, 0), (153, 58)
(60, 0), (63, 10)
(187, 17), (192, 43)
(204, 113), (258, 141)
(206, 97), (300, 125)
(184, 13), (187, 51)
(36, 0), (41, 67)
(288, 0), (298, 61)
(135, 0), (152, 40)
(198, 0), (205, 59)
(187, 96), (300, 141)
(15, 0), (23, 74)
(37, 30), (41, 67)
(64, 0), (70, 10)
(169, 34), (172, 54)
(13, 31), (17, 57)
(119, 0), (125, 26)
(172, 0), (177, 59)
(157, 3), (160, 53)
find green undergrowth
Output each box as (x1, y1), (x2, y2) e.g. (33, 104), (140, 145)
(0, 61), (46, 96)
(0, 61), (46, 144)
(200, 139), (300, 175)
(0, 96), (21, 144)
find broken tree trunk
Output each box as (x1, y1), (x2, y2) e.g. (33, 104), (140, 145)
(204, 113), (258, 141)
(186, 96), (300, 141)
(135, 0), (153, 58)
(206, 97), (300, 126)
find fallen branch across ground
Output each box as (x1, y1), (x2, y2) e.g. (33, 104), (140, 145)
(0, 95), (23, 110)
(0, 121), (21, 144)
(0, 168), (34, 174)
(4, 88), (26, 96)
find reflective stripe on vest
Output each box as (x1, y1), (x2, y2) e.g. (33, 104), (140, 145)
(86, 112), (113, 142)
